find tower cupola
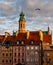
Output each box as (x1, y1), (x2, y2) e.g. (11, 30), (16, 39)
(18, 11), (26, 32)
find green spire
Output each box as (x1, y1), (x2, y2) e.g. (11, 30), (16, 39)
(19, 11), (25, 21)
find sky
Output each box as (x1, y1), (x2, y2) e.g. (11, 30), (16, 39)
(0, 0), (53, 38)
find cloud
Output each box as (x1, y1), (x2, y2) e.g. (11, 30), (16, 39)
(0, 0), (53, 39)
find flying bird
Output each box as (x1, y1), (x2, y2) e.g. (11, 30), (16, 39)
(35, 8), (40, 10)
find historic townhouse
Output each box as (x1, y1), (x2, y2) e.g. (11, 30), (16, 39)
(0, 11), (52, 65)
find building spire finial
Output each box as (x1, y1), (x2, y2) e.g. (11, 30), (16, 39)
(48, 26), (50, 35)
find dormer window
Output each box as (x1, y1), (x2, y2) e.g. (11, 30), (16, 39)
(31, 40), (34, 44)
(21, 41), (24, 44)
(17, 41), (19, 44)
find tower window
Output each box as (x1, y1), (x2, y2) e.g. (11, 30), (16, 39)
(23, 24), (25, 28)
(21, 24), (22, 28)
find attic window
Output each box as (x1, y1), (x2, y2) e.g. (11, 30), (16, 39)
(21, 41), (24, 44)
(17, 41), (19, 44)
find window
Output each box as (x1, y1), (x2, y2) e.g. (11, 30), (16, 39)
(14, 47), (16, 51)
(31, 46), (34, 50)
(35, 58), (38, 62)
(10, 53), (12, 56)
(22, 53), (24, 57)
(6, 60), (8, 63)
(22, 47), (24, 51)
(6, 53), (8, 56)
(47, 52), (50, 56)
(27, 52), (29, 55)
(18, 59), (20, 63)
(18, 53), (20, 57)
(31, 51), (34, 55)
(18, 47), (20, 51)
(27, 46), (29, 50)
(31, 40), (34, 44)
(31, 58), (34, 62)
(22, 59), (24, 63)
(2, 60), (4, 63)
(21, 24), (22, 28)
(35, 52), (38, 54)
(14, 53), (16, 57)
(35, 46), (39, 50)
(14, 59), (16, 63)
(17, 41), (19, 44)
(21, 41), (24, 44)
(26, 58), (29, 62)
(23, 24), (25, 28)
(10, 60), (11, 63)
(3, 53), (4, 56)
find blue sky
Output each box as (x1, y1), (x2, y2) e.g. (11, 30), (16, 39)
(0, 0), (53, 37)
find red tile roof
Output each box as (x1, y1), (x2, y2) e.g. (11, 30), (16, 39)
(0, 31), (52, 45)
(43, 34), (52, 44)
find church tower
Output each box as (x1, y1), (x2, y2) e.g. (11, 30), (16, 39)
(18, 11), (26, 33)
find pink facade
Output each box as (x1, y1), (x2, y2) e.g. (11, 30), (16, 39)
(13, 46), (26, 65)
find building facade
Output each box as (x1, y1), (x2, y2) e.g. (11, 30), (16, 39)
(0, 11), (52, 65)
